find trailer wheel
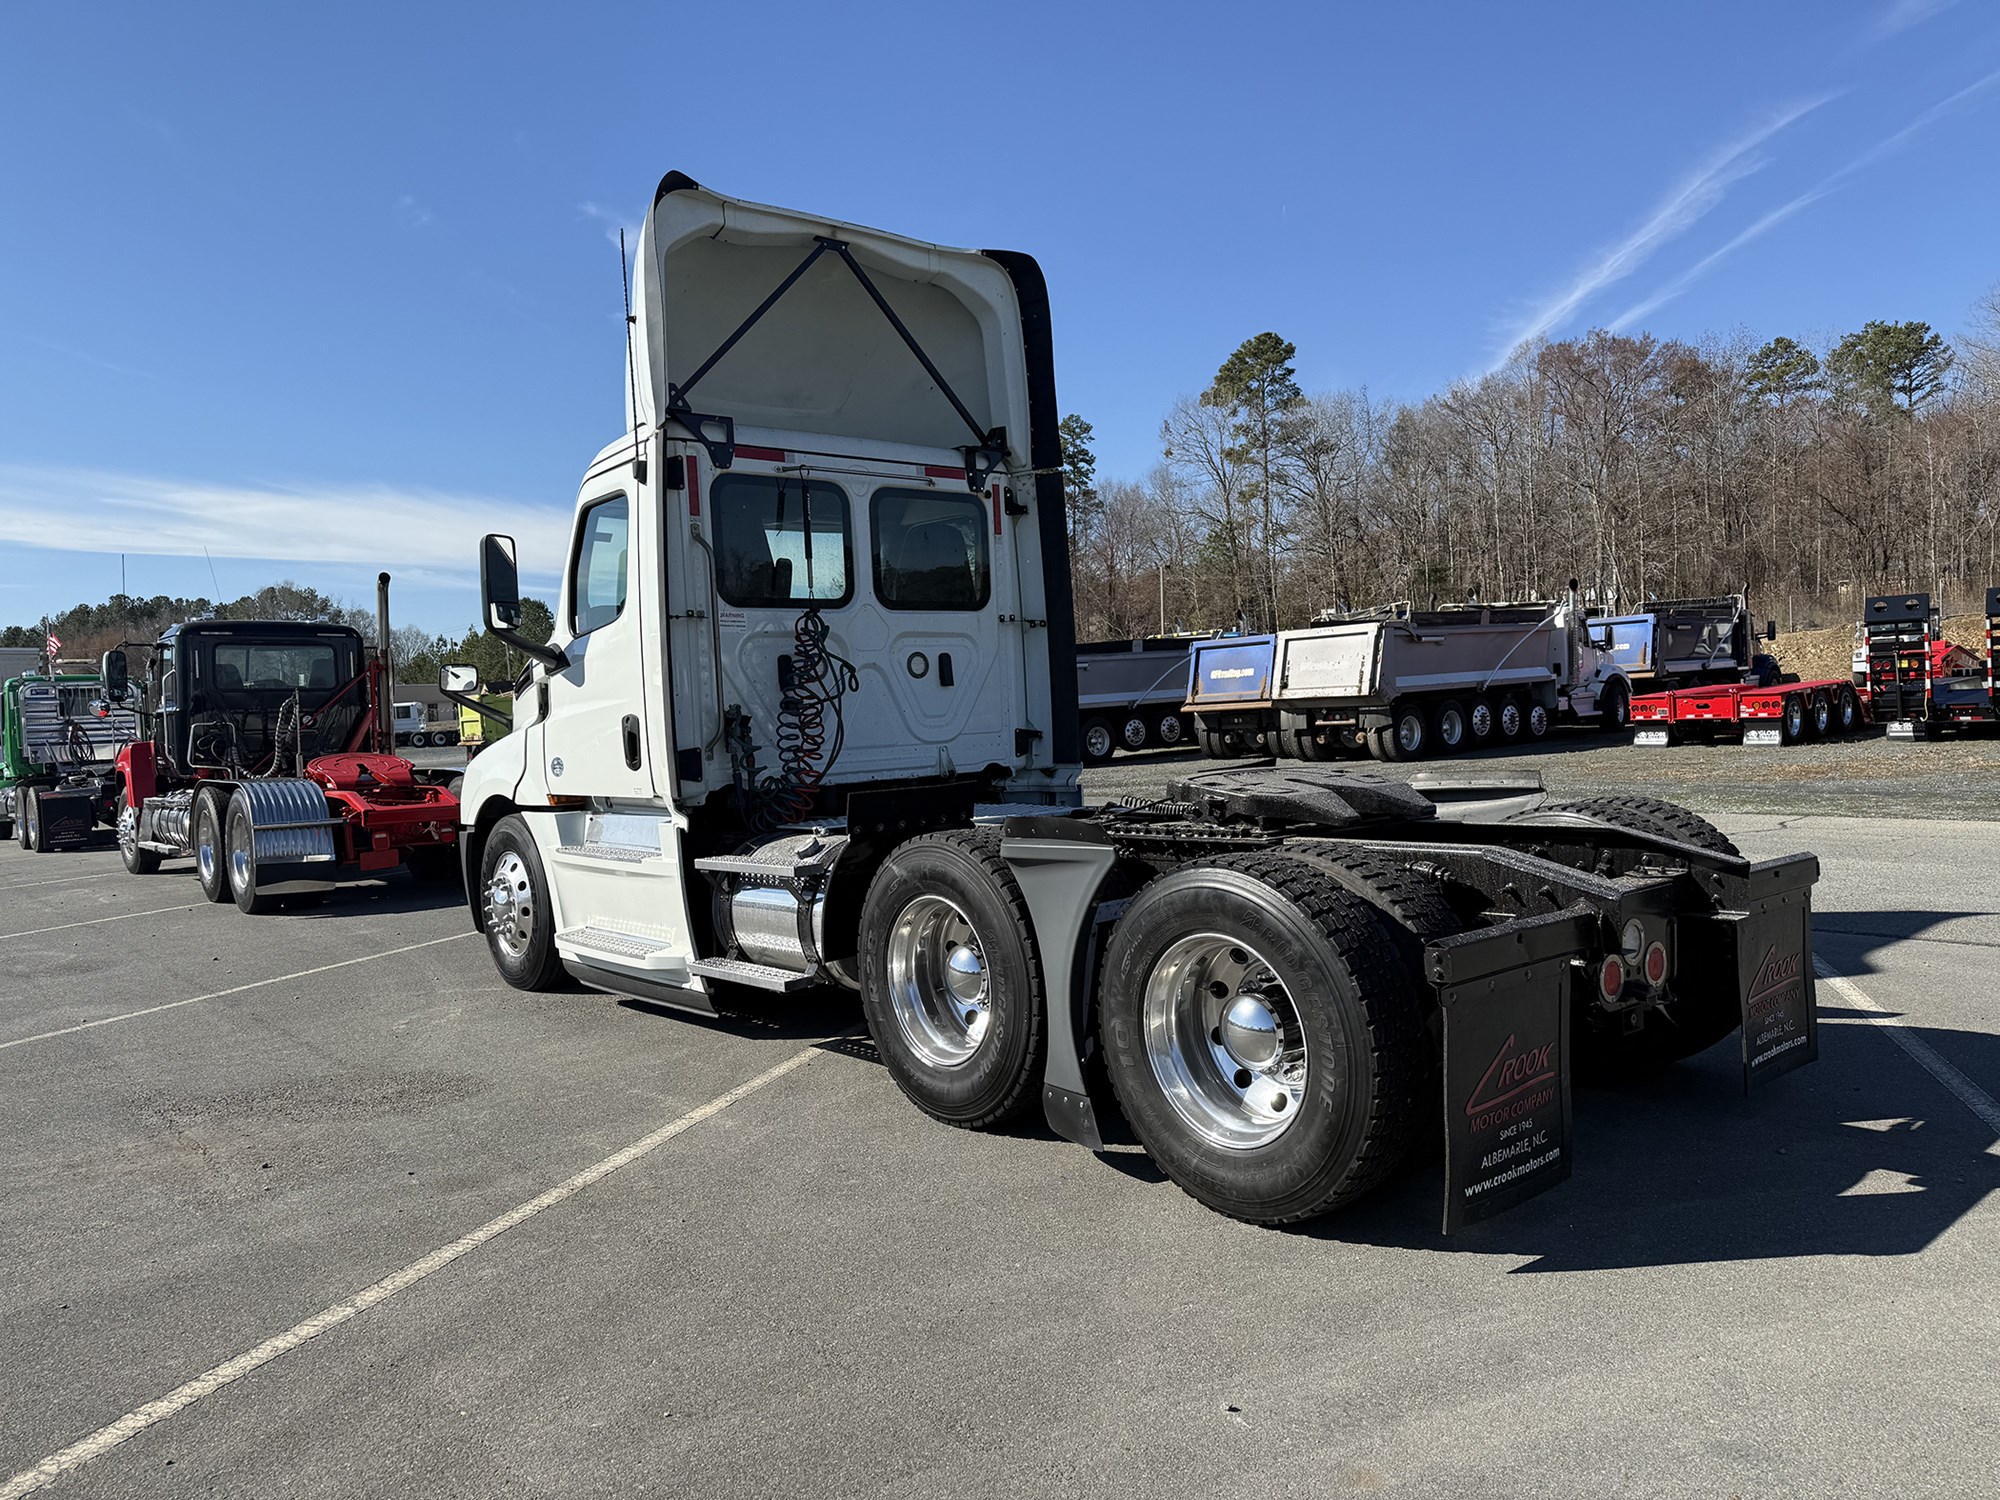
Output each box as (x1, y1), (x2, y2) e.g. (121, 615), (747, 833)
(117, 793), (160, 874)
(1810, 691), (1832, 738)
(480, 815), (565, 990)
(1496, 694), (1526, 740)
(1197, 726), (1233, 759)
(1119, 715), (1150, 753)
(1836, 686), (1861, 734)
(1082, 717), (1115, 765)
(1277, 710), (1324, 761)
(858, 828), (1044, 1130)
(1524, 701), (1551, 740)
(193, 791), (231, 903)
(1433, 699), (1469, 754)
(1097, 852), (1426, 1225)
(1466, 696), (1496, 744)
(1369, 702), (1426, 762)
(224, 791), (280, 914)
(1779, 693), (1807, 745)
(1153, 714), (1186, 749)
(19, 787), (40, 851)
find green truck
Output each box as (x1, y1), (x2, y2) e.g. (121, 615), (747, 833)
(0, 672), (138, 850)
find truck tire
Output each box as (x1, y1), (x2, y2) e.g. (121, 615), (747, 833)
(1510, 797), (1741, 1075)
(1081, 717), (1115, 765)
(1466, 695), (1496, 745)
(1599, 679), (1631, 731)
(1836, 685), (1861, 735)
(1152, 713), (1187, 750)
(1524, 700), (1551, 740)
(1199, 726), (1242, 759)
(117, 793), (160, 874)
(1432, 699), (1469, 755)
(194, 790), (231, 903)
(1779, 693), (1807, 745)
(19, 787), (40, 851)
(1278, 710), (1326, 762)
(858, 828), (1044, 1130)
(1119, 714), (1150, 753)
(1496, 693), (1526, 741)
(479, 814), (565, 990)
(1809, 690), (1832, 738)
(1096, 852), (1427, 1225)
(225, 790), (280, 914)
(1378, 702), (1427, 762)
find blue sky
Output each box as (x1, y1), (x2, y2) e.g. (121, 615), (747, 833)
(3, 0), (1996, 637)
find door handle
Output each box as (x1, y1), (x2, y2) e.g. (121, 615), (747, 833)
(621, 715), (642, 770)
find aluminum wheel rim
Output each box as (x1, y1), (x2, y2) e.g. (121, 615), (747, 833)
(1785, 701), (1803, 736)
(1814, 697), (1830, 733)
(197, 823), (218, 886)
(1141, 933), (1309, 1150)
(1500, 702), (1521, 736)
(1439, 707), (1464, 747)
(1529, 704), (1549, 736)
(484, 850), (536, 960)
(1470, 703), (1493, 738)
(1396, 714), (1423, 754)
(228, 816), (252, 892)
(1085, 724), (1112, 759)
(885, 895), (991, 1068)
(116, 802), (139, 854)
(1122, 718), (1149, 750)
(1158, 715), (1183, 745)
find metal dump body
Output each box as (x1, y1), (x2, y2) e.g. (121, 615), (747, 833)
(1075, 638), (1196, 713)
(1275, 607), (1561, 708)
(1185, 635), (1277, 710)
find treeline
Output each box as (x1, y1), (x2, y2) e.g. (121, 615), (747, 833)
(2, 580), (552, 688)
(1063, 295), (2000, 640)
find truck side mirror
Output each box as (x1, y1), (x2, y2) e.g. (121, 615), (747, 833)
(481, 534), (523, 630)
(440, 663), (479, 694)
(1765, 620), (1778, 642)
(101, 649), (129, 700)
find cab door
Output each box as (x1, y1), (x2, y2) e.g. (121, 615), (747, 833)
(541, 486), (658, 802)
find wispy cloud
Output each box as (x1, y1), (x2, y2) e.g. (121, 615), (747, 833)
(579, 200), (640, 251)
(1490, 95), (1834, 368)
(1609, 64), (2000, 329)
(394, 193), (435, 229)
(1865, 0), (1959, 42)
(14, 334), (158, 382)
(0, 465), (570, 583)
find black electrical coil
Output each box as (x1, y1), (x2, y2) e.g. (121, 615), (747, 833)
(752, 607), (859, 830)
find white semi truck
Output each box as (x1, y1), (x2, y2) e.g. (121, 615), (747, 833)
(451, 174), (1822, 1231)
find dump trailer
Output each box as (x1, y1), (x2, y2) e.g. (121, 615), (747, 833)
(1183, 634), (1279, 757)
(107, 575), (461, 912)
(1074, 637), (1202, 762)
(1863, 590), (2000, 739)
(453, 173), (1822, 1232)
(0, 672), (138, 848)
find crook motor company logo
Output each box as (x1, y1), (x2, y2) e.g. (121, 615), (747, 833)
(1746, 944), (1805, 1021)
(1464, 1031), (1558, 1134)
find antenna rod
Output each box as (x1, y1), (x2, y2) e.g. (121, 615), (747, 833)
(621, 228), (646, 484)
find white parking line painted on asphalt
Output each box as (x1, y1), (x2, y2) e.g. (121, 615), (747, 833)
(0, 871), (124, 892)
(0, 904), (197, 941)
(0, 1035), (848, 1499)
(0, 933), (478, 1053)
(1816, 958), (2000, 1149)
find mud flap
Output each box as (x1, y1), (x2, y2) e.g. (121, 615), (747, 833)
(1697, 853), (1820, 1090)
(33, 787), (99, 849)
(1427, 907), (1593, 1233)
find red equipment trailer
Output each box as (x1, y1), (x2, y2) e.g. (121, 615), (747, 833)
(1630, 677), (1866, 746)
(1864, 589), (2000, 740)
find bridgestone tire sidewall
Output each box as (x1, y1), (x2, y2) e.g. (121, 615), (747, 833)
(858, 835), (1042, 1128)
(482, 817), (564, 990)
(1098, 868), (1381, 1223)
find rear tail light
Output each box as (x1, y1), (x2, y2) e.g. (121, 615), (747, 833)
(1598, 955), (1626, 999)
(1644, 941), (1669, 987)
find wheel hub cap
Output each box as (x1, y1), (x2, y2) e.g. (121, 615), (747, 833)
(1220, 994), (1281, 1068)
(484, 850), (534, 958)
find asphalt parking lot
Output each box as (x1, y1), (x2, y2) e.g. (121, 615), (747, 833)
(1, 780), (1996, 1497)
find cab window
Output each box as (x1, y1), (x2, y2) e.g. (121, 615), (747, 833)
(871, 488), (989, 610)
(712, 475), (852, 608)
(570, 495), (630, 634)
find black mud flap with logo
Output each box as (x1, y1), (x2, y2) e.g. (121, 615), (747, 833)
(35, 786), (100, 849)
(1426, 908), (1594, 1234)
(1721, 854), (1819, 1088)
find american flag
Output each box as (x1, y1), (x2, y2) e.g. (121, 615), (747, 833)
(45, 631), (61, 657)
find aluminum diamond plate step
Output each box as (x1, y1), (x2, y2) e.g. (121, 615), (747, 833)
(556, 926), (686, 973)
(688, 957), (818, 993)
(556, 841), (657, 864)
